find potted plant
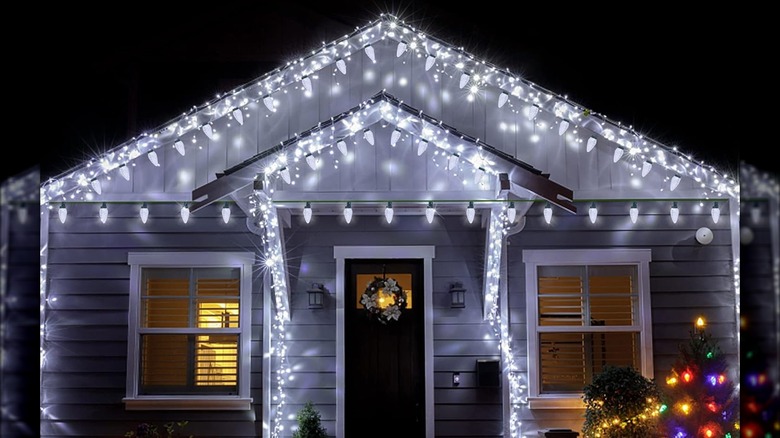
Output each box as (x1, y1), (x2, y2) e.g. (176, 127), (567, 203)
(292, 402), (327, 438)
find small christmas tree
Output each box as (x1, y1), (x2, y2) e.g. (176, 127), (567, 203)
(661, 317), (740, 437)
(292, 402), (327, 438)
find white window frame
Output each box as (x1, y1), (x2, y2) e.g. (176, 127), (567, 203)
(523, 249), (653, 409)
(123, 252), (254, 410)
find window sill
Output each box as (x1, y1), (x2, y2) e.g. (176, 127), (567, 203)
(123, 396), (253, 411)
(528, 396), (586, 410)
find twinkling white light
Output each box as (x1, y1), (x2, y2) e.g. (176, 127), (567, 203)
(466, 201), (475, 223)
(711, 201), (720, 224)
(425, 54), (436, 71)
(629, 201), (639, 224)
(147, 150), (160, 167)
(558, 119), (570, 136)
(90, 178), (102, 195)
(119, 164), (130, 181)
(344, 201), (353, 224)
(507, 201), (517, 223)
(527, 104), (540, 120)
(417, 139), (428, 156)
(303, 202), (312, 224)
(232, 108), (244, 125)
(336, 58), (347, 75)
(588, 202), (598, 224)
(425, 201), (435, 224)
(301, 76), (312, 94)
(613, 146), (624, 163)
(140, 203), (149, 224)
(390, 128), (402, 147)
(384, 201), (394, 223)
(305, 153), (318, 170)
(173, 139), (185, 156)
(99, 202), (108, 224)
(543, 202), (553, 224)
(396, 40), (407, 57)
(498, 92), (509, 108)
(180, 204), (190, 224)
(641, 160), (652, 177)
(279, 167), (291, 184)
(670, 202), (680, 224)
(459, 72), (470, 89)
(263, 95), (275, 112)
(364, 44), (376, 63)
(447, 153), (460, 170)
(586, 136), (597, 152)
(222, 203), (231, 224)
(670, 174), (682, 191)
(201, 123), (215, 140)
(363, 128), (375, 145)
(58, 202), (67, 224)
(337, 139), (348, 156)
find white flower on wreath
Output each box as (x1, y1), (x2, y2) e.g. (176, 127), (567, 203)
(384, 278), (400, 293)
(360, 293), (377, 310)
(382, 305), (401, 321)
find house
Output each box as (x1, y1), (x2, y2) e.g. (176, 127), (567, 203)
(38, 14), (741, 437)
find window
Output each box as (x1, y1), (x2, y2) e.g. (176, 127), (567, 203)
(523, 249), (652, 409)
(124, 252), (254, 410)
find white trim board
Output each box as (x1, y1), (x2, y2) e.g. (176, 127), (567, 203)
(333, 246), (435, 438)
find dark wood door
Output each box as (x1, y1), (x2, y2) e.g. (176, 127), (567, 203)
(345, 259), (425, 437)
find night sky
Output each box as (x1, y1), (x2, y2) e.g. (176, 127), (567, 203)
(10, 2), (774, 181)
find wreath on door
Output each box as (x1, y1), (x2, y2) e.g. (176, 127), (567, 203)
(360, 277), (407, 324)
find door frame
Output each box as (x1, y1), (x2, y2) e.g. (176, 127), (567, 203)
(334, 246), (435, 438)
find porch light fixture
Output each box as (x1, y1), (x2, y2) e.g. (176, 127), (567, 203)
(586, 136), (597, 152)
(670, 174), (682, 191)
(670, 202), (680, 224)
(58, 202), (67, 224)
(449, 281), (466, 308)
(147, 150), (160, 167)
(335, 58), (347, 75)
(384, 202), (394, 224)
(711, 202), (720, 224)
(424, 54), (436, 71)
(498, 92), (509, 108)
(425, 201), (436, 224)
(119, 164), (130, 181)
(396, 40), (407, 57)
(307, 283), (325, 309)
(99, 202), (108, 224)
(642, 160), (653, 177)
(343, 202), (353, 224)
(232, 108), (244, 125)
(751, 202), (761, 224)
(305, 153), (318, 170)
(363, 128), (375, 145)
(201, 123), (215, 140)
(588, 202), (598, 224)
(466, 201), (475, 224)
(543, 202), (553, 224)
(140, 203), (149, 224)
(558, 119), (570, 136)
(390, 128), (402, 147)
(629, 202), (639, 224)
(279, 167), (291, 184)
(507, 202), (517, 223)
(459, 72), (470, 89)
(263, 95), (275, 112)
(222, 202), (231, 224)
(303, 202), (312, 224)
(527, 104), (540, 120)
(173, 139), (185, 156)
(417, 139), (428, 156)
(336, 139), (348, 156)
(90, 178), (102, 195)
(180, 203), (190, 224)
(301, 75), (312, 94)
(364, 44), (376, 62)
(613, 146), (624, 163)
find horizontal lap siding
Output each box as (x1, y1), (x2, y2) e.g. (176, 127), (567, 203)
(284, 215), (501, 437)
(41, 203), (263, 438)
(507, 201), (736, 435)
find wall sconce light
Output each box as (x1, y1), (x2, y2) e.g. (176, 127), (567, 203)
(449, 281), (466, 308)
(307, 282), (325, 309)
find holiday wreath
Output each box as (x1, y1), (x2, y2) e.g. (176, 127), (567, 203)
(360, 277), (407, 324)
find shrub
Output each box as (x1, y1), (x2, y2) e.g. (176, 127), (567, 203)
(292, 402), (327, 438)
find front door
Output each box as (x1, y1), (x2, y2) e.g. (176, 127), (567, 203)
(345, 259), (425, 437)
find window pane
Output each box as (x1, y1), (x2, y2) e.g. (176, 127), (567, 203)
(539, 332), (639, 393)
(537, 266), (584, 326)
(142, 269), (190, 328)
(588, 266), (637, 326)
(355, 273), (413, 309)
(197, 300), (239, 328)
(140, 334), (188, 391)
(195, 334), (239, 387)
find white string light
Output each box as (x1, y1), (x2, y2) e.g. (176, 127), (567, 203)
(586, 136), (597, 152)
(343, 201), (353, 224)
(201, 123), (215, 140)
(364, 44), (376, 63)
(305, 153), (318, 170)
(222, 202), (231, 224)
(613, 146), (624, 163)
(641, 160), (652, 177)
(711, 201), (720, 224)
(507, 201), (516, 223)
(424, 54), (436, 71)
(670, 174), (682, 191)
(384, 201), (394, 223)
(119, 164), (130, 181)
(498, 92), (509, 108)
(336, 139), (348, 156)
(466, 201), (476, 223)
(459, 72), (470, 89)
(173, 139), (186, 156)
(90, 178), (102, 195)
(180, 203), (190, 224)
(417, 139), (428, 156)
(588, 202), (598, 224)
(58, 202), (67, 224)
(139, 202), (149, 224)
(558, 119), (570, 136)
(543, 202), (553, 224)
(363, 128), (375, 145)
(303, 202), (312, 224)
(263, 95), (275, 112)
(396, 40), (407, 57)
(99, 202), (108, 224)
(670, 201), (680, 224)
(147, 150), (160, 167)
(629, 201), (639, 224)
(447, 153), (460, 170)
(425, 201), (435, 224)
(527, 104), (540, 120)
(301, 76), (312, 94)
(232, 108), (244, 125)
(336, 58), (347, 75)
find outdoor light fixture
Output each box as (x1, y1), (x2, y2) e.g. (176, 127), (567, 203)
(751, 202), (761, 224)
(279, 167), (291, 184)
(449, 281), (466, 308)
(417, 139), (428, 156)
(58, 202), (67, 224)
(343, 202), (353, 224)
(670, 202), (680, 224)
(140, 203), (149, 224)
(696, 227), (714, 245)
(119, 164), (130, 180)
(588, 202), (598, 224)
(301, 75), (312, 94)
(232, 108), (244, 125)
(305, 153), (318, 170)
(586, 136), (597, 152)
(459, 72), (470, 89)
(180, 204), (190, 224)
(527, 104), (540, 120)
(507, 201), (517, 223)
(263, 95), (275, 112)
(425, 201), (436, 224)
(396, 40), (407, 57)
(173, 139), (185, 156)
(364, 44), (376, 62)
(498, 92), (509, 108)
(447, 153), (460, 170)
(642, 160), (653, 177)
(147, 150), (160, 167)
(425, 54), (436, 71)
(613, 146), (624, 163)
(201, 123), (214, 140)
(90, 178), (102, 195)
(306, 282), (325, 309)
(336, 58), (346, 75)
(466, 201), (475, 224)
(390, 128), (402, 147)
(711, 202), (720, 224)
(384, 202), (394, 224)
(336, 139), (348, 156)
(303, 202), (312, 224)
(222, 203), (231, 224)
(670, 174), (682, 191)
(363, 128), (374, 145)
(99, 202), (108, 224)
(543, 202), (553, 224)
(630, 202), (639, 224)
(558, 119), (570, 136)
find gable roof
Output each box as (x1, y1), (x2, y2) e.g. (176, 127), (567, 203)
(40, 14), (738, 204)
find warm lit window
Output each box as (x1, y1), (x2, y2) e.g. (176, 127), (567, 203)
(124, 253), (253, 410)
(523, 249), (653, 409)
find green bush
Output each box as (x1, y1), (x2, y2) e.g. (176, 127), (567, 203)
(292, 402), (327, 438)
(582, 366), (662, 437)
(124, 421), (191, 438)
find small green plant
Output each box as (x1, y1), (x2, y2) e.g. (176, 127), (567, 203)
(582, 366), (662, 437)
(124, 421), (192, 438)
(292, 402), (327, 438)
